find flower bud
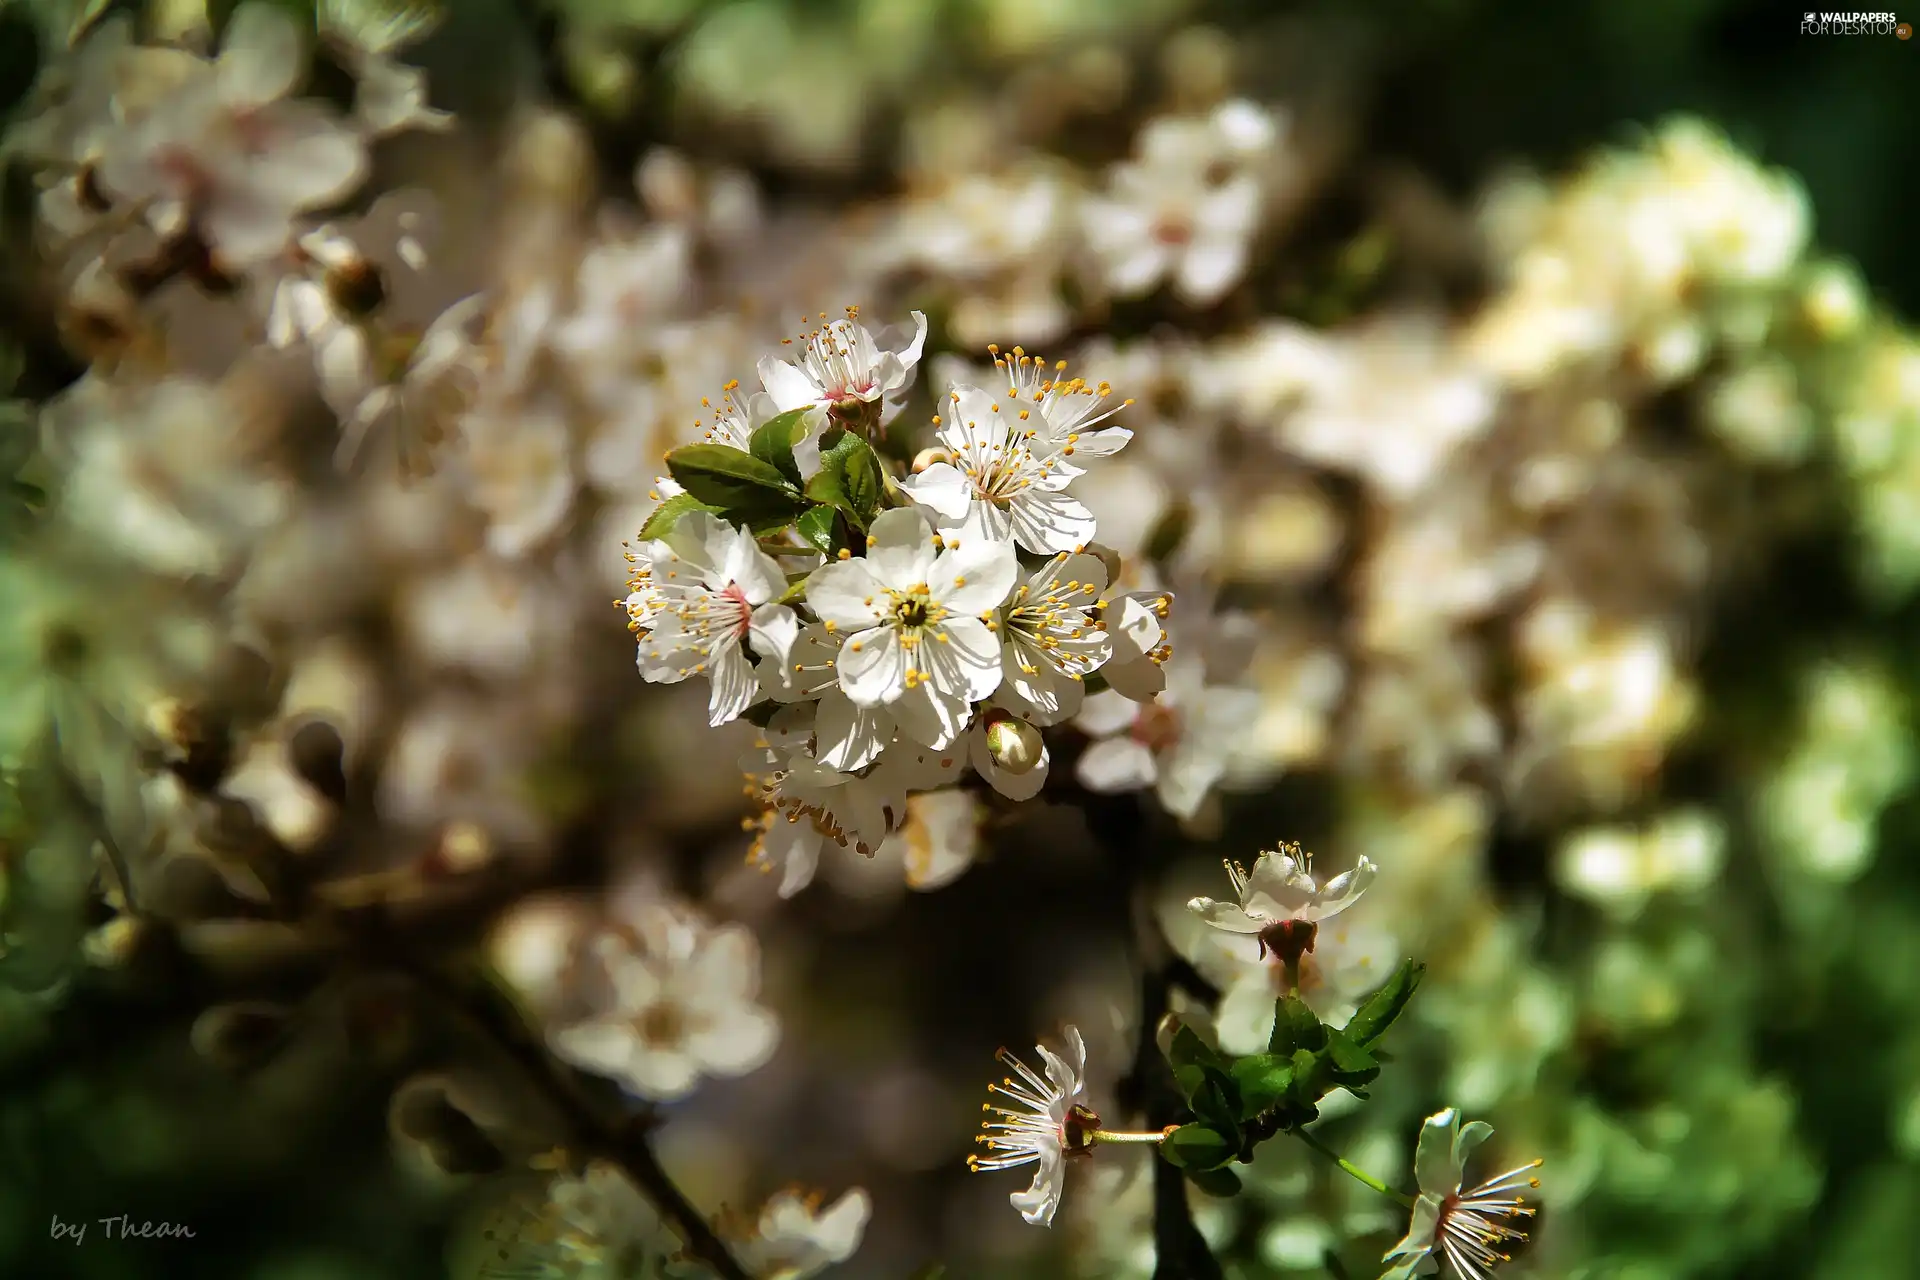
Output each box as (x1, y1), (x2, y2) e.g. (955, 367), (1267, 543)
(389, 1074), (507, 1179)
(984, 715), (1044, 775)
(81, 915), (146, 968)
(911, 446), (953, 474)
(190, 1001), (292, 1072)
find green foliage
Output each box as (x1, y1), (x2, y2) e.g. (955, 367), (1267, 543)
(664, 442), (806, 522)
(635, 492), (720, 542)
(1159, 962), (1425, 1191)
(748, 407), (810, 486)
(805, 425), (884, 531)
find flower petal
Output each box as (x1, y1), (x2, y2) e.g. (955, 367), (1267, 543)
(837, 627), (907, 707)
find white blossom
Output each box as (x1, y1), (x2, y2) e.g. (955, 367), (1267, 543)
(96, 4), (369, 266)
(1075, 655), (1260, 819)
(728, 1187), (872, 1280)
(968, 1026), (1090, 1227)
(902, 384), (1099, 555)
(1082, 100), (1280, 306)
(1381, 1109), (1541, 1280)
(757, 308), (928, 428)
(548, 900), (779, 1101)
(1187, 842), (1378, 936)
(804, 507), (1015, 749)
(994, 551), (1112, 724)
(743, 727), (905, 898)
(629, 511), (794, 726)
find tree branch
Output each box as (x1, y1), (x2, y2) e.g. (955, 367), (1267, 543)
(1086, 792), (1224, 1280)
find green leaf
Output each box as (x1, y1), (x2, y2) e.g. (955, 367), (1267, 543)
(795, 505), (839, 555)
(1162, 1124), (1234, 1172)
(1229, 1054), (1294, 1119)
(1188, 1065), (1242, 1140)
(749, 407), (811, 485)
(1322, 1027), (1381, 1091)
(666, 443), (802, 515)
(1343, 959), (1425, 1046)
(636, 492), (720, 542)
(1269, 995), (1328, 1056)
(842, 438), (883, 520)
(1186, 1166), (1243, 1198)
(1168, 1023), (1226, 1076)
(806, 427), (886, 528)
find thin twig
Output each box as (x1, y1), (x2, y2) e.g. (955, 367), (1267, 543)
(385, 948), (755, 1280)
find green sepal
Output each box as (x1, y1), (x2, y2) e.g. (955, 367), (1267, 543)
(1342, 959), (1424, 1047)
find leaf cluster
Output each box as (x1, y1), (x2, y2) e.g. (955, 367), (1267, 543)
(1158, 959), (1424, 1196)
(644, 410), (888, 559)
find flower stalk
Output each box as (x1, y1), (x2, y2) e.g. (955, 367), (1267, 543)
(1294, 1128), (1417, 1209)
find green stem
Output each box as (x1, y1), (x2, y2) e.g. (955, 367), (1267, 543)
(1294, 1129), (1416, 1208)
(1093, 1127), (1172, 1145)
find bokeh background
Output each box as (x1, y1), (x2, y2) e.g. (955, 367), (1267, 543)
(4, 1), (1920, 1278)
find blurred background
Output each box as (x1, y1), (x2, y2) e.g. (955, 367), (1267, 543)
(4, 1), (1920, 1278)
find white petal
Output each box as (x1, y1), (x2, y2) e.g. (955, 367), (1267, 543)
(550, 1021), (634, 1078)
(706, 642), (757, 727)
(748, 604), (799, 666)
(688, 1005), (779, 1076)
(1076, 736), (1157, 793)
(900, 462), (974, 520)
(805, 560), (886, 630)
(219, 3), (305, 107)
(758, 354), (824, 411)
(1415, 1109), (1464, 1194)
(1010, 488), (1098, 555)
(890, 682), (971, 751)
(921, 615), (1002, 705)
(864, 507), (939, 588)
(1010, 1148), (1066, 1227)
(1076, 688), (1142, 737)
(1186, 897), (1265, 934)
(814, 689), (893, 772)
(933, 539), (1018, 614)
(837, 628), (907, 707)
(1215, 974), (1280, 1055)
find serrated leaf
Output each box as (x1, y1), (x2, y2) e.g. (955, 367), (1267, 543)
(807, 426), (886, 528)
(1168, 1023), (1225, 1076)
(1229, 1054), (1294, 1119)
(1189, 1065), (1242, 1140)
(1186, 1166), (1242, 1198)
(1269, 995), (1328, 1057)
(795, 505), (838, 555)
(749, 407), (811, 485)
(1343, 959), (1424, 1046)
(842, 438), (883, 520)
(636, 492), (720, 542)
(1323, 1028), (1379, 1082)
(1162, 1124), (1234, 1172)
(666, 443), (801, 515)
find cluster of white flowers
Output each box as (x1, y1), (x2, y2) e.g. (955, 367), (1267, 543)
(621, 311), (1180, 897)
